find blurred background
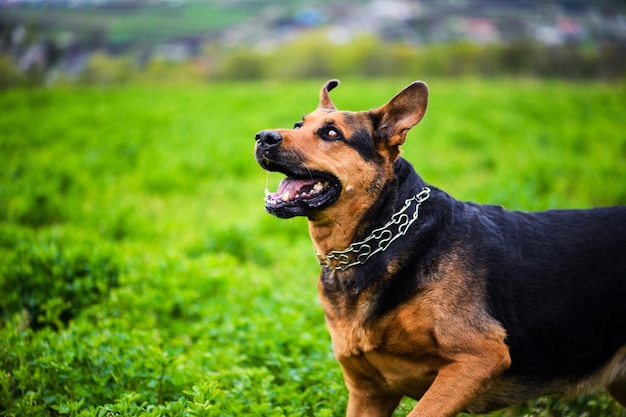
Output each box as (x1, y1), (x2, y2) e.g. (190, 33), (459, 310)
(2, 2), (626, 416)
(1, 0), (626, 86)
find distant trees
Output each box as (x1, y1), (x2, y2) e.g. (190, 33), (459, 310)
(211, 32), (626, 81)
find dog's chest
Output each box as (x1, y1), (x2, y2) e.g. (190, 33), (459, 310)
(321, 291), (443, 397)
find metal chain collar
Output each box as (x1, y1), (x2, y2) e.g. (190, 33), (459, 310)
(318, 187), (431, 271)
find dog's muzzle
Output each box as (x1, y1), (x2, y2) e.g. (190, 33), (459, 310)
(254, 129), (340, 219)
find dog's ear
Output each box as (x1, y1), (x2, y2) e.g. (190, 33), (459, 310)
(371, 81), (428, 148)
(318, 79), (340, 110)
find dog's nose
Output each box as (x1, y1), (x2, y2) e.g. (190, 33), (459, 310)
(255, 130), (282, 146)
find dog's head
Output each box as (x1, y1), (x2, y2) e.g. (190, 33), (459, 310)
(254, 80), (428, 222)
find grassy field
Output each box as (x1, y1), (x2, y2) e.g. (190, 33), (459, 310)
(1, 78), (625, 416)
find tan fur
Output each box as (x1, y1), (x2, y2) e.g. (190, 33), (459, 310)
(320, 248), (511, 417)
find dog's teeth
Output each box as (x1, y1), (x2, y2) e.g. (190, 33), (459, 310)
(282, 191), (290, 201)
(313, 182), (324, 192)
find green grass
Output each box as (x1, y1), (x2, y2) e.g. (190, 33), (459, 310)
(1, 78), (625, 416)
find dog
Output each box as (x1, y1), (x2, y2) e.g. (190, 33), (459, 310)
(254, 79), (626, 417)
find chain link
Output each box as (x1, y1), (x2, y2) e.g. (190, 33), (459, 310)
(320, 187), (431, 271)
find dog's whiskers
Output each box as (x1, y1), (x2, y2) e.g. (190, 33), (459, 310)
(294, 153), (314, 179)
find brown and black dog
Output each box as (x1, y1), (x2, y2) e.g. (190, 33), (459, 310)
(254, 80), (626, 417)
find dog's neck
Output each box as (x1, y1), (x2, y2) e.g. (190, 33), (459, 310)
(308, 158), (424, 267)
(307, 203), (375, 258)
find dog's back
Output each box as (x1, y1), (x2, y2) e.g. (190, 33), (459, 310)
(451, 200), (626, 408)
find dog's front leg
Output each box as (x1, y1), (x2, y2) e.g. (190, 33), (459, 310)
(346, 389), (402, 417)
(407, 347), (511, 417)
(343, 370), (402, 417)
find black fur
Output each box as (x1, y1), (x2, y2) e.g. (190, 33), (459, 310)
(342, 112), (383, 163)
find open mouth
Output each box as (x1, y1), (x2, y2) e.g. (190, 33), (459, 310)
(264, 171), (341, 218)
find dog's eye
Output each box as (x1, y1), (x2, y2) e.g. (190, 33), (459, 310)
(294, 121), (303, 130)
(321, 127), (342, 141)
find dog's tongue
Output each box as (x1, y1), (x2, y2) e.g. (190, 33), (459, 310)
(267, 177), (324, 202)
(281, 177), (319, 199)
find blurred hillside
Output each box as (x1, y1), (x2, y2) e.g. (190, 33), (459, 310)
(1, 0), (626, 85)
